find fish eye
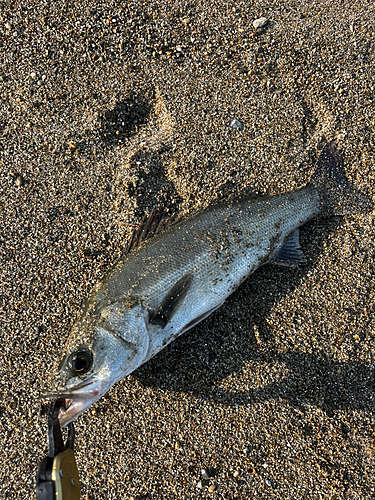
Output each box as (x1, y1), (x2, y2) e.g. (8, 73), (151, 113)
(68, 346), (93, 375)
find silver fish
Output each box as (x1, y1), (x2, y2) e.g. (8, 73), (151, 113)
(44, 143), (372, 426)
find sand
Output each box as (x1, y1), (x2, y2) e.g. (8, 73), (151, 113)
(1, 1), (374, 498)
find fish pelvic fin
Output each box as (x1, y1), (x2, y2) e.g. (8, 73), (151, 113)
(310, 142), (373, 216)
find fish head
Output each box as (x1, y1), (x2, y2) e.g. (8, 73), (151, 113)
(44, 303), (150, 427)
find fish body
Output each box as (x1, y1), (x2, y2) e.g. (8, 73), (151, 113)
(90, 185), (320, 362)
(45, 143), (372, 426)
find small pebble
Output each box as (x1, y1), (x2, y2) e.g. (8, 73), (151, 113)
(233, 470), (240, 478)
(265, 479), (272, 487)
(196, 480), (203, 489)
(208, 483), (217, 493)
(5, 22), (12, 30)
(229, 119), (243, 130)
(15, 175), (24, 187)
(253, 17), (269, 29)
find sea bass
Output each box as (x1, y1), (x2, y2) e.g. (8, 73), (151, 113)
(45, 143), (372, 426)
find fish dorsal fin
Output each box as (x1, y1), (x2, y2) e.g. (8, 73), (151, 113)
(149, 273), (193, 328)
(124, 208), (182, 255)
(271, 229), (305, 267)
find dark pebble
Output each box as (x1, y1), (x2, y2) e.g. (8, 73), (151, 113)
(201, 467), (217, 479)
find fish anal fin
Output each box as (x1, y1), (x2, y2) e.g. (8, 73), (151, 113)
(271, 229), (305, 267)
(149, 273), (193, 327)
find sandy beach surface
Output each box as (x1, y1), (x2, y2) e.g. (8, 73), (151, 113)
(1, 1), (374, 498)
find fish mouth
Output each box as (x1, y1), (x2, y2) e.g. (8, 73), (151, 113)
(42, 377), (102, 427)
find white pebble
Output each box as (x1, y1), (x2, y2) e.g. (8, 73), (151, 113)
(253, 17), (269, 29)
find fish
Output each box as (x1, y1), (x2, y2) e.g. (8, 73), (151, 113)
(44, 142), (373, 427)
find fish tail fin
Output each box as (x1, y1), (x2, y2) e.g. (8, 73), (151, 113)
(310, 142), (373, 216)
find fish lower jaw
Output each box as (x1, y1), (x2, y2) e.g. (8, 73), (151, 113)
(62, 398), (73, 415)
(58, 398), (87, 427)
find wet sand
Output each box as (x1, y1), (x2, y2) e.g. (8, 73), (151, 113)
(1, 1), (374, 498)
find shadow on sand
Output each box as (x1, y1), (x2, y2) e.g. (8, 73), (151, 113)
(131, 217), (374, 417)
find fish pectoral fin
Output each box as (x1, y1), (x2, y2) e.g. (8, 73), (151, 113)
(149, 273), (193, 328)
(270, 229), (305, 267)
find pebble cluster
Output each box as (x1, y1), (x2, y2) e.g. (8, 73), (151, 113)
(0, 0), (374, 499)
